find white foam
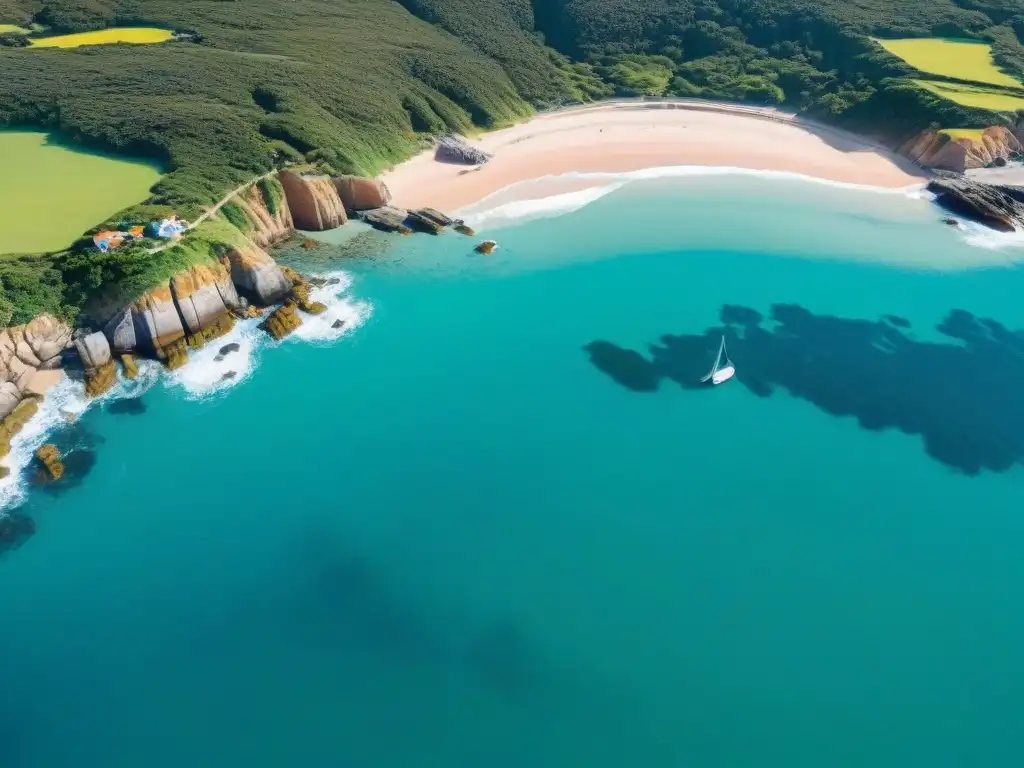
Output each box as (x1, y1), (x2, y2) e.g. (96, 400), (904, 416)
(0, 361), (160, 511)
(0, 269), (371, 513)
(460, 184), (625, 229)
(166, 318), (262, 400)
(960, 221), (1024, 253)
(288, 271), (373, 344)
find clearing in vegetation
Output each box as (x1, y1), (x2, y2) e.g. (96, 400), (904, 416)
(0, 131), (162, 254)
(875, 38), (1022, 88)
(0, 24), (26, 34)
(938, 128), (987, 140)
(913, 80), (1024, 111)
(29, 27), (173, 48)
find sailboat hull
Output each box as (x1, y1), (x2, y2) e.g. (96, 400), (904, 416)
(710, 365), (735, 385)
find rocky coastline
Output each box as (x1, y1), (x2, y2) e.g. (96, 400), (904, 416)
(0, 167), (474, 483)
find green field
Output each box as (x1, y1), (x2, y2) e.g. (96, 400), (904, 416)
(875, 38), (1022, 88)
(28, 27), (173, 48)
(0, 131), (162, 254)
(913, 80), (1024, 111)
(938, 128), (987, 140)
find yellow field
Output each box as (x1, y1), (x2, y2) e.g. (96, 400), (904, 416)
(914, 79), (1024, 111)
(0, 24), (28, 34)
(30, 27), (172, 48)
(875, 38), (1021, 88)
(938, 128), (987, 141)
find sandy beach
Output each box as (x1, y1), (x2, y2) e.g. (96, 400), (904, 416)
(380, 100), (926, 213)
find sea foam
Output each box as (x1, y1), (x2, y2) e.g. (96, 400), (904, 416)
(0, 269), (370, 513)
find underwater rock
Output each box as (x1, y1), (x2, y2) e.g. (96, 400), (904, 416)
(331, 319), (345, 330)
(214, 342), (241, 362)
(475, 240), (498, 255)
(34, 444), (64, 481)
(261, 302), (303, 340)
(454, 222), (475, 236)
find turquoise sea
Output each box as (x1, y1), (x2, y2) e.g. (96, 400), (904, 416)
(2, 173), (1024, 766)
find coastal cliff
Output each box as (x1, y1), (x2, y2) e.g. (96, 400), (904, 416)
(900, 127), (1023, 172)
(0, 315), (71, 420)
(231, 178), (295, 248)
(278, 171), (347, 231)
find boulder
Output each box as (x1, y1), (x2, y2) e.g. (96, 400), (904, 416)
(225, 246), (292, 306)
(362, 206), (412, 234)
(23, 314), (72, 364)
(435, 135), (492, 165)
(34, 444), (64, 482)
(171, 262), (239, 336)
(0, 397), (39, 459)
(84, 361), (118, 397)
(104, 308), (137, 354)
(74, 331), (112, 372)
(333, 175), (392, 212)
(928, 174), (1024, 232)
(278, 171), (347, 231)
(260, 302), (303, 340)
(120, 354), (138, 379)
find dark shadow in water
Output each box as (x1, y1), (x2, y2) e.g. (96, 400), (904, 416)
(0, 510), (35, 558)
(464, 619), (548, 704)
(585, 304), (1024, 475)
(106, 397), (147, 416)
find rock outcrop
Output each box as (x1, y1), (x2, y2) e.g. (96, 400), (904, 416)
(0, 397), (38, 459)
(225, 245), (292, 305)
(131, 285), (187, 359)
(928, 173), (1024, 232)
(362, 207), (413, 234)
(280, 266), (327, 315)
(0, 315), (71, 432)
(34, 444), (64, 481)
(435, 135), (491, 165)
(233, 181), (295, 247)
(171, 262), (240, 336)
(333, 175), (392, 212)
(261, 302), (303, 340)
(120, 354), (138, 379)
(407, 207), (454, 234)
(901, 127), (1023, 172)
(75, 330), (118, 397)
(278, 171), (347, 231)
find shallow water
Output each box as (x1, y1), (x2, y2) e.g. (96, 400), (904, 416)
(2, 175), (1023, 767)
(0, 131), (162, 253)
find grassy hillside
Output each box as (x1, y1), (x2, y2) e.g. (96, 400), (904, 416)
(4, 0), (1024, 326)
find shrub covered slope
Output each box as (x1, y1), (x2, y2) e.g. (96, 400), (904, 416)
(4, 0), (1024, 324)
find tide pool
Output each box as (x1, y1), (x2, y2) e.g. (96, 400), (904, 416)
(1, 176), (1023, 767)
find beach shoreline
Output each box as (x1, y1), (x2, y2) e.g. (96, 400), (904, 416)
(379, 100), (927, 214)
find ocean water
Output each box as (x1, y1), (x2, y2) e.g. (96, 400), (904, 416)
(2, 174), (1024, 767)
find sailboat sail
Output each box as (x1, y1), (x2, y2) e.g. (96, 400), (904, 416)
(701, 335), (735, 385)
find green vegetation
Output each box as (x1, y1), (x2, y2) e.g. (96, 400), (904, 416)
(5, 0), (1024, 327)
(0, 130), (161, 254)
(939, 128), (988, 139)
(29, 27), (173, 48)
(220, 201), (251, 233)
(874, 38), (1021, 88)
(257, 177), (282, 217)
(913, 79), (1024, 110)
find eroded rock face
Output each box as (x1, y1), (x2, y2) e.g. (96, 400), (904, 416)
(104, 308), (136, 354)
(333, 175), (392, 212)
(233, 181), (295, 247)
(171, 262), (240, 336)
(435, 135), (491, 165)
(901, 127), (1023, 172)
(132, 285), (187, 358)
(0, 314), (72, 420)
(928, 173), (1024, 232)
(75, 331), (112, 372)
(225, 245), (292, 306)
(278, 171), (347, 231)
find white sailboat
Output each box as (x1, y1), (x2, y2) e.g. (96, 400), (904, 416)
(701, 335), (735, 386)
